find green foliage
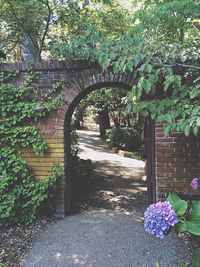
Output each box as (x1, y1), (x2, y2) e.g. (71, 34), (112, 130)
(89, 88), (132, 127)
(52, 1), (200, 137)
(106, 126), (143, 152)
(119, 150), (145, 161)
(156, 261), (190, 267)
(72, 100), (88, 130)
(70, 125), (95, 187)
(192, 251), (200, 267)
(138, 0), (200, 44)
(0, 147), (62, 227)
(71, 155), (95, 188)
(1, 1), (200, 139)
(0, 75), (63, 154)
(167, 193), (200, 236)
(1, 0), (131, 60)
(0, 0), (63, 59)
(0, 71), (63, 227)
(156, 250), (200, 267)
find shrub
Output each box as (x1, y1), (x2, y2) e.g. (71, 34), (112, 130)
(145, 177), (200, 267)
(119, 149), (145, 160)
(106, 126), (143, 152)
(71, 155), (95, 188)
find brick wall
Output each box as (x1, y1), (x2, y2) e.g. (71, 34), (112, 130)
(155, 123), (200, 200)
(1, 60), (199, 216)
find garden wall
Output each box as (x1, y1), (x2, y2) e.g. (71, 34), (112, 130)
(155, 123), (200, 200)
(1, 60), (199, 216)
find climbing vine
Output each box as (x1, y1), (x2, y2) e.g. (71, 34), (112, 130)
(0, 67), (64, 227)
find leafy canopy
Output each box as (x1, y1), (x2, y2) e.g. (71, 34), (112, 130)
(1, 0), (200, 136)
(52, 0), (200, 136)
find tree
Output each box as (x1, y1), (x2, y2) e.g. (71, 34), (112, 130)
(74, 87), (138, 137)
(0, 0), (131, 61)
(138, 0), (200, 44)
(0, 0), (81, 61)
(1, 0), (200, 136)
(54, 0), (200, 136)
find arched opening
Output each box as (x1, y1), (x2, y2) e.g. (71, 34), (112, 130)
(64, 81), (156, 215)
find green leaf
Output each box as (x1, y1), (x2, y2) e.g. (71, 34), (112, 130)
(192, 251), (200, 267)
(165, 113), (173, 123)
(196, 118), (200, 127)
(193, 126), (199, 136)
(146, 64), (153, 74)
(186, 221), (200, 236)
(173, 199), (188, 216)
(143, 80), (152, 93)
(125, 103), (133, 115)
(183, 125), (190, 137)
(186, 212), (200, 235)
(176, 220), (187, 232)
(192, 201), (200, 212)
(163, 124), (171, 136)
(167, 193), (188, 216)
(167, 193), (181, 203)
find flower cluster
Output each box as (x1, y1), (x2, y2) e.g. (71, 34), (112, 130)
(144, 201), (178, 239)
(191, 177), (200, 190)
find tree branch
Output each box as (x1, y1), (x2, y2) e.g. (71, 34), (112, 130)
(38, 0), (52, 57)
(6, 0), (39, 52)
(152, 60), (200, 70)
(175, 63), (200, 70)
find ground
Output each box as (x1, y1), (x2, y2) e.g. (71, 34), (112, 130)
(19, 126), (194, 267)
(21, 209), (193, 267)
(72, 126), (147, 214)
(0, 218), (50, 267)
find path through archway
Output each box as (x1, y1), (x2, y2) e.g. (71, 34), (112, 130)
(72, 125), (147, 214)
(65, 85), (155, 215)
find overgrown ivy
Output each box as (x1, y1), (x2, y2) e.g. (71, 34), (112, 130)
(0, 67), (64, 227)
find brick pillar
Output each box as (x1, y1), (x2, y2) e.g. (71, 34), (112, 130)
(155, 123), (200, 200)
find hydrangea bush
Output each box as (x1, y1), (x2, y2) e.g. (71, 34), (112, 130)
(144, 201), (178, 238)
(191, 177), (200, 190)
(145, 178), (200, 238)
(144, 177), (200, 266)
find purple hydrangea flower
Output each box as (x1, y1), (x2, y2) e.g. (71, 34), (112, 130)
(144, 201), (178, 239)
(191, 177), (200, 190)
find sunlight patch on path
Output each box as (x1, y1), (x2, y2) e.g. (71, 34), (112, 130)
(77, 129), (145, 168)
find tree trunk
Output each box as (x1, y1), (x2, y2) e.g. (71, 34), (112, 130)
(0, 50), (6, 59)
(98, 107), (111, 138)
(83, 0), (91, 7)
(21, 34), (40, 62)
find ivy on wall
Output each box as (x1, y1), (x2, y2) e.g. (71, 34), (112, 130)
(0, 67), (64, 227)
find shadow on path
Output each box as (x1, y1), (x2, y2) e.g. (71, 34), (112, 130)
(21, 127), (194, 267)
(72, 128), (147, 215)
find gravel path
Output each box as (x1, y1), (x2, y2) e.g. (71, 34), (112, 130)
(0, 218), (50, 267)
(22, 210), (192, 267)
(22, 128), (194, 267)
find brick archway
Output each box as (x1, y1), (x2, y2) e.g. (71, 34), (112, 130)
(61, 69), (144, 216)
(63, 81), (147, 215)
(1, 60), (199, 218)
